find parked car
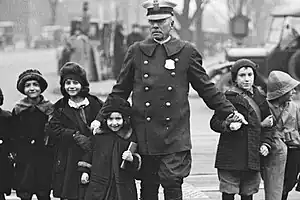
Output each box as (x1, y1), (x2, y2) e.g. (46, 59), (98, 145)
(31, 25), (63, 48)
(209, 3), (300, 92)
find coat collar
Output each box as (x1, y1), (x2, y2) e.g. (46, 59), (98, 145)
(139, 36), (186, 57)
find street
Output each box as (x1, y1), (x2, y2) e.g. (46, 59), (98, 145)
(1, 49), (299, 200)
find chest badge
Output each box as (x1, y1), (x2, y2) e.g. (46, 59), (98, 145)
(164, 59), (175, 70)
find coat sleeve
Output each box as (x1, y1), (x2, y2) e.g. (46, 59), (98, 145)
(210, 112), (232, 134)
(45, 108), (77, 142)
(187, 46), (235, 118)
(78, 136), (94, 173)
(260, 101), (275, 149)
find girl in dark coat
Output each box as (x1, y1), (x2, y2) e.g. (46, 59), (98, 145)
(12, 69), (54, 200)
(0, 88), (14, 200)
(78, 96), (141, 200)
(46, 62), (103, 200)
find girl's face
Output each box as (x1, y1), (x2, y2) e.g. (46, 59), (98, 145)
(24, 80), (41, 99)
(107, 112), (124, 132)
(64, 79), (82, 97)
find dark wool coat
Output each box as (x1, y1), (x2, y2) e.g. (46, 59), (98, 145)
(12, 102), (54, 194)
(79, 131), (140, 200)
(97, 37), (235, 155)
(0, 109), (13, 195)
(47, 95), (103, 199)
(210, 86), (274, 171)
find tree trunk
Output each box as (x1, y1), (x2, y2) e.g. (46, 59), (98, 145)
(195, 10), (204, 55)
(48, 0), (58, 25)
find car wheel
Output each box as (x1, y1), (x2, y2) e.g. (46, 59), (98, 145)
(288, 50), (300, 81)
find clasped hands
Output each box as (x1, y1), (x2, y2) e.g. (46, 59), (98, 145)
(224, 111), (248, 131)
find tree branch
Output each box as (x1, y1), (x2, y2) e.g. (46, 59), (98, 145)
(189, 0), (208, 25)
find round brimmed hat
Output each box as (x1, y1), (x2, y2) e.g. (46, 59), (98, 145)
(231, 59), (258, 81)
(17, 69), (48, 95)
(142, 0), (177, 20)
(267, 70), (300, 100)
(99, 96), (132, 119)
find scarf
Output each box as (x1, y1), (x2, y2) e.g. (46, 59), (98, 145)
(14, 96), (54, 116)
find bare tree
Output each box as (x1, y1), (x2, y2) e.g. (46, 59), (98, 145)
(48, 0), (59, 25)
(174, 0), (210, 53)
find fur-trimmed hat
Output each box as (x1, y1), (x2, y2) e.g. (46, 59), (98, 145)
(99, 96), (132, 119)
(267, 70), (300, 100)
(17, 69), (48, 95)
(60, 62), (90, 97)
(231, 59), (258, 82)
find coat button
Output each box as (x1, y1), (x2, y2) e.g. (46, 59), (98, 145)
(145, 86), (150, 91)
(171, 72), (176, 76)
(146, 117), (151, 121)
(144, 60), (149, 64)
(167, 86), (173, 91)
(175, 58), (179, 62)
(31, 139), (35, 144)
(144, 73), (149, 78)
(166, 102), (171, 107)
(0, 140), (3, 144)
(166, 117), (171, 121)
(145, 102), (151, 107)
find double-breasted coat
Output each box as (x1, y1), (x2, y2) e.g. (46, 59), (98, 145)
(210, 86), (274, 171)
(47, 95), (103, 199)
(0, 108), (13, 195)
(11, 98), (54, 196)
(99, 37), (235, 155)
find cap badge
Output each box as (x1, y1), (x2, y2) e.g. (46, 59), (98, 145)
(153, 0), (160, 11)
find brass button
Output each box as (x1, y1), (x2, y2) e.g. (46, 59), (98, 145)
(166, 102), (171, 107)
(145, 102), (151, 107)
(167, 86), (173, 91)
(145, 86), (150, 91)
(146, 117), (151, 121)
(144, 73), (149, 78)
(144, 60), (149, 64)
(166, 117), (171, 121)
(31, 140), (35, 144)
(175, 58), (179, 62)
(0, 140), (3, 144)
(171, 72), (176, 76)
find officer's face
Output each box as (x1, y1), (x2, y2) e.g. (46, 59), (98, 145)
(235, 67), (254, 91)
(148, 17), (172, 41)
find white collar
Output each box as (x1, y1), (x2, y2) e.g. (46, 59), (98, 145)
(68, 97), (90, 109)
(153, 36), (171, 45)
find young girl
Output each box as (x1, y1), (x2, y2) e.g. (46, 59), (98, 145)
(0, 88), (14, 200)
(12, 69), (54, 200)
(78, 96), (141, 200)
(46, 62), (103, 200)
(266, 71), (300, 200)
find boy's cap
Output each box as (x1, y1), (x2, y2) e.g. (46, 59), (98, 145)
(142, 0), (177, 20)
(267, 70), (300, 100)
(17, 69), (48, 95)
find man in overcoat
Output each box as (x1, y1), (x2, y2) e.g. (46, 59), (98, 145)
(91, 1), (247, 199)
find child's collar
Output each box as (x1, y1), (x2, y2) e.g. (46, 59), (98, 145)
(14, 95), (53, 115)
(68, 97), (89, 109)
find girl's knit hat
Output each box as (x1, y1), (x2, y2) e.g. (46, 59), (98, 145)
(99, 95), (132, 119)
(267, 70), (300, 100)
(60, 62), (89, 97)
(231, 59), (258, 82)
(17, 69), (48, 95)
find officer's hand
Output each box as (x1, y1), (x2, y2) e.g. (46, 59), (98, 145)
(81, 172), (89, 184)
(261, 115), (274, 128)
(122, 150), (133, 162)
(260, 145), (269, 156)
(229, 122), (242, 131)
(90, 120), (101, 135)
(232, 111), (248, 125)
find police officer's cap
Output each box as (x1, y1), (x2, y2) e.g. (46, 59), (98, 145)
(142, 0), (177, 20)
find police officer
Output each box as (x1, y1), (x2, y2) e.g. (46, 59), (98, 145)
(91, 1), (247, 200)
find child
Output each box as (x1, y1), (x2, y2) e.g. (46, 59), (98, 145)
(12, 69), (54, 200)
(210, 59), (274, 200)
(266, 71), (300, 200)
(46, 62), (103, 200)
(0, 88), (14, 200)
(78, 96), (141, 200)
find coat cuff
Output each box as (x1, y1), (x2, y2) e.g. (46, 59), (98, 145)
(262, 142), (271, 150)
(78, 161), (92, 173)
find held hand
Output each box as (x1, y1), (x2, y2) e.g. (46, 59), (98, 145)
(260, 145), (269, 156)
(232, 111), (248, 125)
(90, 120), (101, 135)
(261, 115), (274, 128)
(81, 172), (89, 184)
(229, 122), (242, 131)
(122, 150), (133, 162)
